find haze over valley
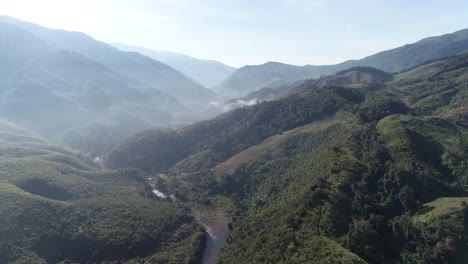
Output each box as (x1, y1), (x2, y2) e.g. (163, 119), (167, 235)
(1, 1), (468, 263)
(3, 15), (468, 158)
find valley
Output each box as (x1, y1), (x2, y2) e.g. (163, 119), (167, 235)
(1, 10), (468, 264)
(106, 53), (468, 263)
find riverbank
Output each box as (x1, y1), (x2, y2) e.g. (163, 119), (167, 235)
(190, 204), (229, 264)
(149, 175), (231, 264)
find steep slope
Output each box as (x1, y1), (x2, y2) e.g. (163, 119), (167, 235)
(221, 67), (392, 104)
(113, 43), (236, 88)
(0, 15), (218, 107)
(214, 61), (320, 98)
(8, 49), (175, 108)
(0, 125), (205, 264)
(342, 28), (468, 72)
(0, 22), (52, 79)
(105, 53), (468, 263)
(0, 21), (181, 155)
(0, 118), (45, 144)
(105, 86), (363, 172)
(0, 80), (84, 135)
(314, 66), (393, 87)
(216, 28), (468, 99)
(279, 67), (393, 98)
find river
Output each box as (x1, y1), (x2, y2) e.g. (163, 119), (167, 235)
(195, 213), (229, 264)
(148, 177), (229, 264)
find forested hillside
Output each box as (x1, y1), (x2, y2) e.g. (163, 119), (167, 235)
(106, 53), (468, 263)
(2, 2), (468, 263)
(0, 121), (205, 263)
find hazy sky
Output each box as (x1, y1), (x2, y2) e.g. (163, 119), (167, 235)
(0, 0), (467, 67)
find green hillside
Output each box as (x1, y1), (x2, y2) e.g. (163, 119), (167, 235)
(0, 124), (205, 263)
(106, 53), (468, 263)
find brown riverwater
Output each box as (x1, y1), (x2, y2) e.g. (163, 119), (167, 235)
(149, 178), (229, 264)
(197, 214), (229, 264)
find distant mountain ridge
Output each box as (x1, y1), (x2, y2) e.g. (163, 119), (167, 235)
(0, 16), (223, 156)
(215, 61), (319, 98)
(217, 28), (468, 98)
(206, 67), (392, 113)
(113, 43), (236, 88)
(0, 15), (218, 107)
(0, 21), (179, 153)
(345, 28), (468, 72)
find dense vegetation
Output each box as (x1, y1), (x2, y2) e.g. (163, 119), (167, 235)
(3, 14), (468, 264)
(0, 122), (205, 264)
(105, 86), (363, 172)
(106, 54), (468, 263)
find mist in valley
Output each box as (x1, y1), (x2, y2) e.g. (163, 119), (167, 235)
(2, 1), (468, 263)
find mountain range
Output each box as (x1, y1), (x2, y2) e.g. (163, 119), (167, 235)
(230, 66), (393, 103)
(216, 28), (468, 98)
(0, 16), (223, 156)
(112, 43), (237, 88)
(2, 14), (468, 263)
(105, 52), (468, 263)
(0, 15), (217, 107)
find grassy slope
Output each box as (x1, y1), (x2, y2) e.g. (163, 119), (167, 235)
(413, 197), (468, 223)
(212, 118), (340, 175)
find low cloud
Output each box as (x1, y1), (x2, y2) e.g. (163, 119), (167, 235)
(207, 99), (258, 112)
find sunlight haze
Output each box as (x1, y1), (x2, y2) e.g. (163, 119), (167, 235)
(3, 1), (468, 263)
(1, 0), (467, 67)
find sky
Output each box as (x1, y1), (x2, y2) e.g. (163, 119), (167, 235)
(0, 0), (467, 67)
